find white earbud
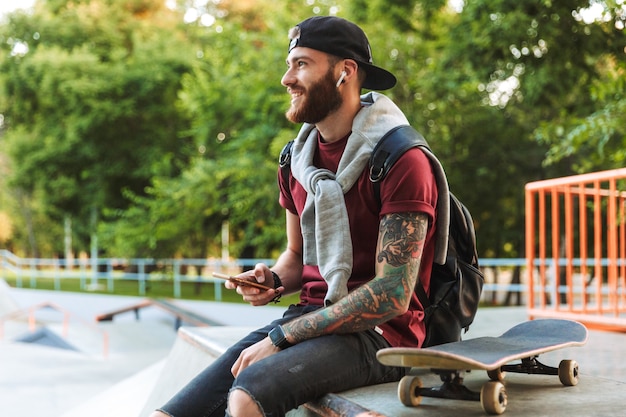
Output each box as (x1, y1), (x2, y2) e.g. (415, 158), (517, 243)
(336, 71), (347, 87)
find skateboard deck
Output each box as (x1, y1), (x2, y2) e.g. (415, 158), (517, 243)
(377, 319), (588, 415)
(378, 318), (587, 370)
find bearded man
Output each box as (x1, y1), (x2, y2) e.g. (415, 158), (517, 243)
(150, 15), (439, 417)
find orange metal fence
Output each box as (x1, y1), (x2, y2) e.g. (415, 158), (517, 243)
(525, 168), (626, 331)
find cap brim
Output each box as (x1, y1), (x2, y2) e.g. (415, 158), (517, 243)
(359, 62), (397, 90)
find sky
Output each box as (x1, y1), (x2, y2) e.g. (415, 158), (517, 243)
(1, 0), (36, 18)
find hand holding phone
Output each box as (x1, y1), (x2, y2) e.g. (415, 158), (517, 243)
(212, 272), (279, 293)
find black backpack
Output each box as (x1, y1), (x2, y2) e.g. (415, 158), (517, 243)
(369, 125), (484, 347)
(279, 125), (484, 347)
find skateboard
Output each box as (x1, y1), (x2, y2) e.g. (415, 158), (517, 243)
(377, 319), (588, 415)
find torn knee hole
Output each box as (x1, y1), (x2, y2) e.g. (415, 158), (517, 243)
(228, 387), (266, 417)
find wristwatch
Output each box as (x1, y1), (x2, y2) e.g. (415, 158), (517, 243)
(268, 325), (293, 350)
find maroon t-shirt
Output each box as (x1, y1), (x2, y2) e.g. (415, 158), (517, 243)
(278, 134), (438, 348)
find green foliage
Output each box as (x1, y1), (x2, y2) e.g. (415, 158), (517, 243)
(102, 0), (293, 259)
(536, 57), (626, 172)
(453, 0), (626, 169)
(1, 0), (624, 262)
(0, 0), (195, 253)
(100, 158), (223, 258)
(428, 0), (626, 256)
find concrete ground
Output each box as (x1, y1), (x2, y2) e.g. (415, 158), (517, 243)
(1, 285), (625, 417)
(335, 307), (626, 416)
(0, 286), (285, 417)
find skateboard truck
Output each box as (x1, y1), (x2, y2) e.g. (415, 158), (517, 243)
(493, 356), (580, 386)
(421, 370), (480, 402)
(502, 356), (558, 375)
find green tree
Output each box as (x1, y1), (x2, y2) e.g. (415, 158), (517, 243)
(2, 0), (623, 263)
(454, 0), (626, 174)
(444, 0), (626, 257)
(0, 0), (196, 256)
(360, 0), (625, 258)
(536, 55), (626, 172)
(101, 0), (297, 259)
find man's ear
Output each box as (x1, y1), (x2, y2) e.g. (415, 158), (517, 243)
(341, 59), (362, 87)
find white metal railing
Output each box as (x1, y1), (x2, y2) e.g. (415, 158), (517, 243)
(6, 249), (619, 305)
(0, 249), (274, 301)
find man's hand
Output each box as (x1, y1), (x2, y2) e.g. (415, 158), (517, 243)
(231, 337), (280, 377)
(224, 264), (284, 306)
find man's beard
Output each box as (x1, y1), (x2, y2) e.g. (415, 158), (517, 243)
(285, 69), (343, 124)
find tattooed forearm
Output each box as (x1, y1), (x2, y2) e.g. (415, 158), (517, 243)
(283, 212), (429, 343)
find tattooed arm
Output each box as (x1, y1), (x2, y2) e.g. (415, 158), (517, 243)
(281, 211), (430, 344)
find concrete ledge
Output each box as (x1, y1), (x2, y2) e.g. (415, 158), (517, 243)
(303, 393), (388, 417)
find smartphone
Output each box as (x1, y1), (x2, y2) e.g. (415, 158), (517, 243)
(212, 272), (278, 293)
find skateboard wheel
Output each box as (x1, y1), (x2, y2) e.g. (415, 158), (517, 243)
(487, 367), (506, 381)
(480, 381), (507, 415)
(398, 375), (422, 407)
(558, 359), (579, 386)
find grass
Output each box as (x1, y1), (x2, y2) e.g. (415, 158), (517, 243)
(2, 276), (302, 306)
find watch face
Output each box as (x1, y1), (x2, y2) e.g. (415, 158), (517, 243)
(269, 327), (282, 345)
(269, 326), (291, 349)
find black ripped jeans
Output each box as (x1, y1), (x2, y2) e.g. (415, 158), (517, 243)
(156, 305), (407, 417)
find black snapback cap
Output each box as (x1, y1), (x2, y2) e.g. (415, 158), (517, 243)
(288, 16), (397, 90)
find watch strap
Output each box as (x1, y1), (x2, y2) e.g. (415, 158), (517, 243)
(270, 270), (283, 289)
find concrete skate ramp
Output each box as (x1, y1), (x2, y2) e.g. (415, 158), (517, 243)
(60, 359), (167, 417)
(15, 326), (78, 351)
(140, 326), (255, 416)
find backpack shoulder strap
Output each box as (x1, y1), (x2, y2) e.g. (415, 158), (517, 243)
(279, 140), (294, 169)
(278, 139), (295, 185)
(369, 125), (430, 186)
